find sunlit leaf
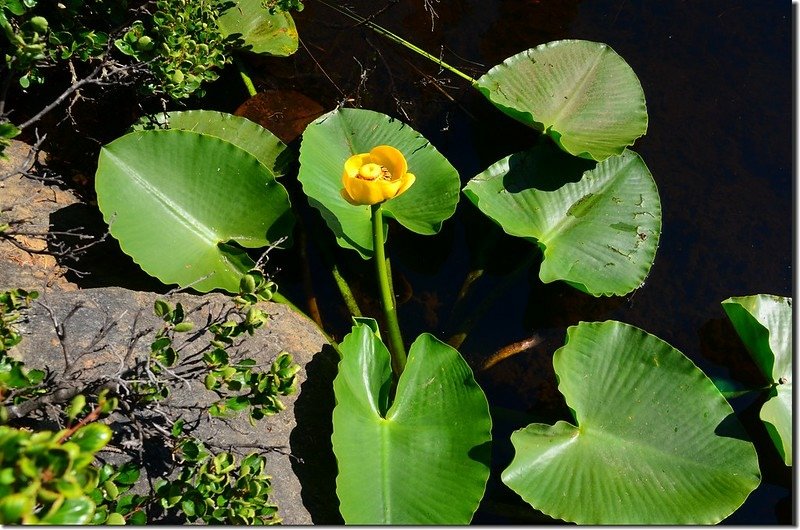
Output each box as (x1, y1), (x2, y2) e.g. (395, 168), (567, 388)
(332, 323), (491, 523)
(68, 423), (112, 454)
(40, 497), (96, 525)
(96, 129), (294, 292)
(298, 108), (460, 258)
(476, 40), (648, 161)
(0, 493), (34, 524)
(464, 145), (660, 296)
(133, 110), (289, 176)
(218, 0), (298, 57)
(502, 321), (761, 524)
(722, 294), (792, 466)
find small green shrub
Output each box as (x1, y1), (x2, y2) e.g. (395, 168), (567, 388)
(156, 421), (280, 524)
(0, 284), (299, 524)
(114, 0), (233, 99)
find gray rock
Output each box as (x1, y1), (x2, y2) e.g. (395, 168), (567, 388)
(10, 286), (341, 524)
(0, 142), (80, 292)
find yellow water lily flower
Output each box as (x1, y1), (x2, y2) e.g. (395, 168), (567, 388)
(341, 145), (416, 206)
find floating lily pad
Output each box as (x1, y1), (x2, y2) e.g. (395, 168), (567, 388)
(476, 40), (648, 161)
(722, 294), (792, 466)
(298, 108), (460, 258)
(463, 145), (660, 296)
(96, 129), (294, 293)
(218, 0), (298, 57)
(502, 320), (761, 524)
(133, 110), (289, 176)
(332, 322), (491, 524)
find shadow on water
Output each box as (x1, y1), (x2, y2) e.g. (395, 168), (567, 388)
(502, 140), (594, 193)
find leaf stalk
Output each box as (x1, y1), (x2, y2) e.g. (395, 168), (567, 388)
(315, 0), (477, 85)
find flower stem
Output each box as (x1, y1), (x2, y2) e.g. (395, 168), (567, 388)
(371, 204), (407, 376)
(315, 0), (477, 85)
(234, 54), (257, 97)
(447, 249), (538, 350)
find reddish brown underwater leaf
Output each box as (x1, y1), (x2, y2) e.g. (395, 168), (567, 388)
(235, 90), (324, 144)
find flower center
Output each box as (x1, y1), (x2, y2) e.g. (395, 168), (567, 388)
(357, 163), (392, 181)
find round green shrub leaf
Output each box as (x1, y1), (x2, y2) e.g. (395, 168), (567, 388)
(68, 423), (112, 454)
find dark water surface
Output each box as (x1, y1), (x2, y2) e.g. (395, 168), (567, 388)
(234, 0), (792, 524)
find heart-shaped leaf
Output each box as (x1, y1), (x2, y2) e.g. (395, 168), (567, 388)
(476, 40), (648, 161)
(218, 0), (298, 57)
(96, 129), (294, 293)
(722, 294), (792, 466)
(133, 110), (289, 176)
(332, 322), (491, 523)
(502, 320), (761, 524)
(464, 145), (660, 296)
(298, 108), (460, 258)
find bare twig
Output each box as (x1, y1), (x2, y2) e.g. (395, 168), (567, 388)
(422, 0), (440, 30)
(0, 130), (46, 181)
(17, 60), (112, 131)
(0, 226), (109, 258)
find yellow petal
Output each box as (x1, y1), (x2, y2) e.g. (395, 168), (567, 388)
(340, 188), (363, 206)
(376, 177), (404, 200)
(370, 145), (407, 180)
(343, 153), (371, 179)
(395, 172), (416, 197)
(343, 175), (388, 205)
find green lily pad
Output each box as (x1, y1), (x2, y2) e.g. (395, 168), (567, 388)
(218, 0), (298, 57)
(502, 320), (761, 524)
(463, 145), (660, 296)
(133, 110), (289, 176)
(332, 322), (491, 523)
(96, 129), (294, 293)
(476, 40), (648, 161)
(298, 108), (460, 258)
(722, 294), (792, 466)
